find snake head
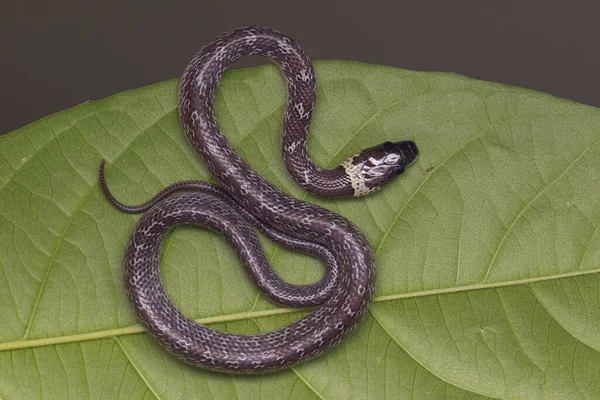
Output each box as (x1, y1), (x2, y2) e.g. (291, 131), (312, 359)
(342, 140), (419, 196)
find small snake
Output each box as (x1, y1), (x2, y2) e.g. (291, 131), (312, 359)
(99, 26), (419, 373)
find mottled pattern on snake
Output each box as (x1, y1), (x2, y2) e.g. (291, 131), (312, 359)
(103, 26), (419, 373)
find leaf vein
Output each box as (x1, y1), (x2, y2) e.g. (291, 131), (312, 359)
(483, 141), (596, 282)
(112, 337), (162, 400)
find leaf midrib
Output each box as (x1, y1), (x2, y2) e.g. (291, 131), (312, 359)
(2, 265), (599, 352)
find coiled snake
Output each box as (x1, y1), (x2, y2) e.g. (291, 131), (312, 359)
(99, 26), (419, 373)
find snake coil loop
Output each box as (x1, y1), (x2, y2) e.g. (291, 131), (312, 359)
(100, 26), (418, 373)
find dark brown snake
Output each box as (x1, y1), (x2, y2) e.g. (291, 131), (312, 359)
(99, 26), (419, 373)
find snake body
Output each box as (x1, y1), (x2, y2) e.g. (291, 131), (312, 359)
(100, 26), (419, 373)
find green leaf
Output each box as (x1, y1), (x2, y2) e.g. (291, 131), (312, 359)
(1, 60), (600, 399)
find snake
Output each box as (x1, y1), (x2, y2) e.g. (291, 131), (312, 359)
(99, 26), (419, 373)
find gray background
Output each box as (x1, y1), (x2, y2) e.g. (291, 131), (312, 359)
(2, 0), (599, 135)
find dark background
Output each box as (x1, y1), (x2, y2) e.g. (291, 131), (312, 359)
(2, 0), (599, 135)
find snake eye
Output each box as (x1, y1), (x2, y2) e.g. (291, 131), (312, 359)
(385, 153), (401, 165)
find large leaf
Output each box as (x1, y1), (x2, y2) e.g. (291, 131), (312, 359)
(1, 61), (600, 399)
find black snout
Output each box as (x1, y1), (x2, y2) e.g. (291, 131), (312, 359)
(396, 140), (419, 165)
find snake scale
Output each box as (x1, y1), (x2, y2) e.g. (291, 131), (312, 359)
(99, 26), (419, 373)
